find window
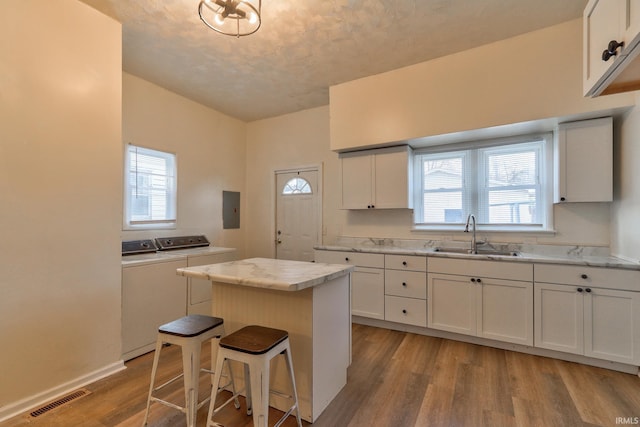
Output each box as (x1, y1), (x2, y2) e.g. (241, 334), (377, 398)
(414, 134), (552, 231)
(124, 144), (177, 229)
(282, 177), (312, 195)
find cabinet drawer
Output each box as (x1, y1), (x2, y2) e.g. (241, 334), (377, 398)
(534, 264), (640, 291)
(385, 270), (427, 299)
(314, 250), (384, 268)
(428, 257), (532, 281)
(385, 295), (427, 327)
(385, 254), (427, 272)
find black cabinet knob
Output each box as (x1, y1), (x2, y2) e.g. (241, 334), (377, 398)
(345, 257), (349, 262)
(581, 274), (588, 280)
(602, 40), (624, 61)
(586, 288), (592, 293)
(560, 197), (566, 202)
(402, 282), (407, 287)
(402, 309), (407, 314)
(477, 278), (482, 283)
(402, 261), (407, 266)
(471, 278), (476, 283)
(577, 288), (583, 293)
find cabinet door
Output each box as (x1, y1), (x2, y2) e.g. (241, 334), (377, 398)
(555, 117), (612, 203)
(584, 287), (640, 364)
(373, 148), (412, 209)
(341, 154), (373, 209)
(584, 0), (623, 95)
(187, 252), (236, 315)
(477, 278), (533, 346)
(534, 283), (584, 355)
(352, 267), (385, 319)
(428, 273), (476, 336)
(622, 0), (640, 52)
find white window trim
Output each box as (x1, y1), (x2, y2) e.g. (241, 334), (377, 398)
(123, 144), (177, 230)
(412, 133), (554, 233)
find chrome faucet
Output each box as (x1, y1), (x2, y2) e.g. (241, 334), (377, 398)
(464, 214), (477, 254)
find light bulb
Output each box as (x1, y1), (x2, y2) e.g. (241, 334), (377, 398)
(248, 12), (258, 24)
(214, 13), (225, 25)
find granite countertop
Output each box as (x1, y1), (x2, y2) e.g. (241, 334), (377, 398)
(176, 257), (355, 291)
(121, 246), (236, 267)
(315, 244), (640, 271)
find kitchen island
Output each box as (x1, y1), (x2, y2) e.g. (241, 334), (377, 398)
(176, 257), (354, 423)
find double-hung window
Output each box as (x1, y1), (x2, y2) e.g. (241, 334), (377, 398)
(414, 133), (552, 231)
(124, 144), (177, 229)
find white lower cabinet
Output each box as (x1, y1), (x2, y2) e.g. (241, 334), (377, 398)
(428, 273), (533, 345)
(428, 258), (533, 346)
(534, 264), (640, 365)
(187, 251), (236, 315)
(314, 249), (385, 320)
(315, 249), (640, 368)
(352, 267), (385, 319)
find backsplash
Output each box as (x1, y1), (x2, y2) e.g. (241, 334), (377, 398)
(330, 236), (612, 258)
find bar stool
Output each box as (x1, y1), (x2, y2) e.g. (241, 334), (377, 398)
(143, 314), (238, 427)
(207, 325), (303, 427)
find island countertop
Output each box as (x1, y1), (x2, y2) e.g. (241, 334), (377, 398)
(176, 257), (354, 291)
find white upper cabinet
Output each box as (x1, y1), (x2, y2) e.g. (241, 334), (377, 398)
(584, 0), (640, 96)
(554, 117), (613, 203)
(340, 146), (413, 210)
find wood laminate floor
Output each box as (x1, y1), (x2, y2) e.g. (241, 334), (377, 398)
(2, 324), (639, 427)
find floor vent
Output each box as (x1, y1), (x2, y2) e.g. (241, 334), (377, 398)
(30, 389), (91, 417)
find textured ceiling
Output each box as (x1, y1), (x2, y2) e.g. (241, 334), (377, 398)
(79, 0), (588, 122)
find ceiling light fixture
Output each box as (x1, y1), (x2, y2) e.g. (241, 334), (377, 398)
(198, 0), (262, 38)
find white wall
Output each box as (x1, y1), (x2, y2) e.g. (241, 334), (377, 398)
(122, 74), (247, 257)
(0, 1), (122, 418)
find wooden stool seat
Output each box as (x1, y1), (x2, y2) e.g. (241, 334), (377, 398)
(220, 325), (288, 354)
(159, 314), (224, 337)
(207, 325), (302, 427)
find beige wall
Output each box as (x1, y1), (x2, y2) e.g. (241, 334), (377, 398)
(0, 0), (123, 418)
(246, 106), (338, 257)
(246, 107), (613, 250)
(122, 73), (247, 257)
(612, 96), (640, 261)
(247, 23), (624, 253)
(330, 19), (635, 152)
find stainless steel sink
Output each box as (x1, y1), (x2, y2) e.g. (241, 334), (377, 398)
(433, 247), (520, 257)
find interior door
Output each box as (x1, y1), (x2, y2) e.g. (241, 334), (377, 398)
(275, 169), (320, 261)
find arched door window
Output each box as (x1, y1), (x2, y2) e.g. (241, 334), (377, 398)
(282, 177), (312, 195)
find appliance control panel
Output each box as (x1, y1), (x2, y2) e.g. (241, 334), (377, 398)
(122, 239), (158, 255)
(155, 235), (210, 250)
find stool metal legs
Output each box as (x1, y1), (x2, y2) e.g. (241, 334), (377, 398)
(143, 326), (233, 427)
(207, 338), (302, 427)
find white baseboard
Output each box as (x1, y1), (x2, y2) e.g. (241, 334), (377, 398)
(0, 360), (126, 423)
